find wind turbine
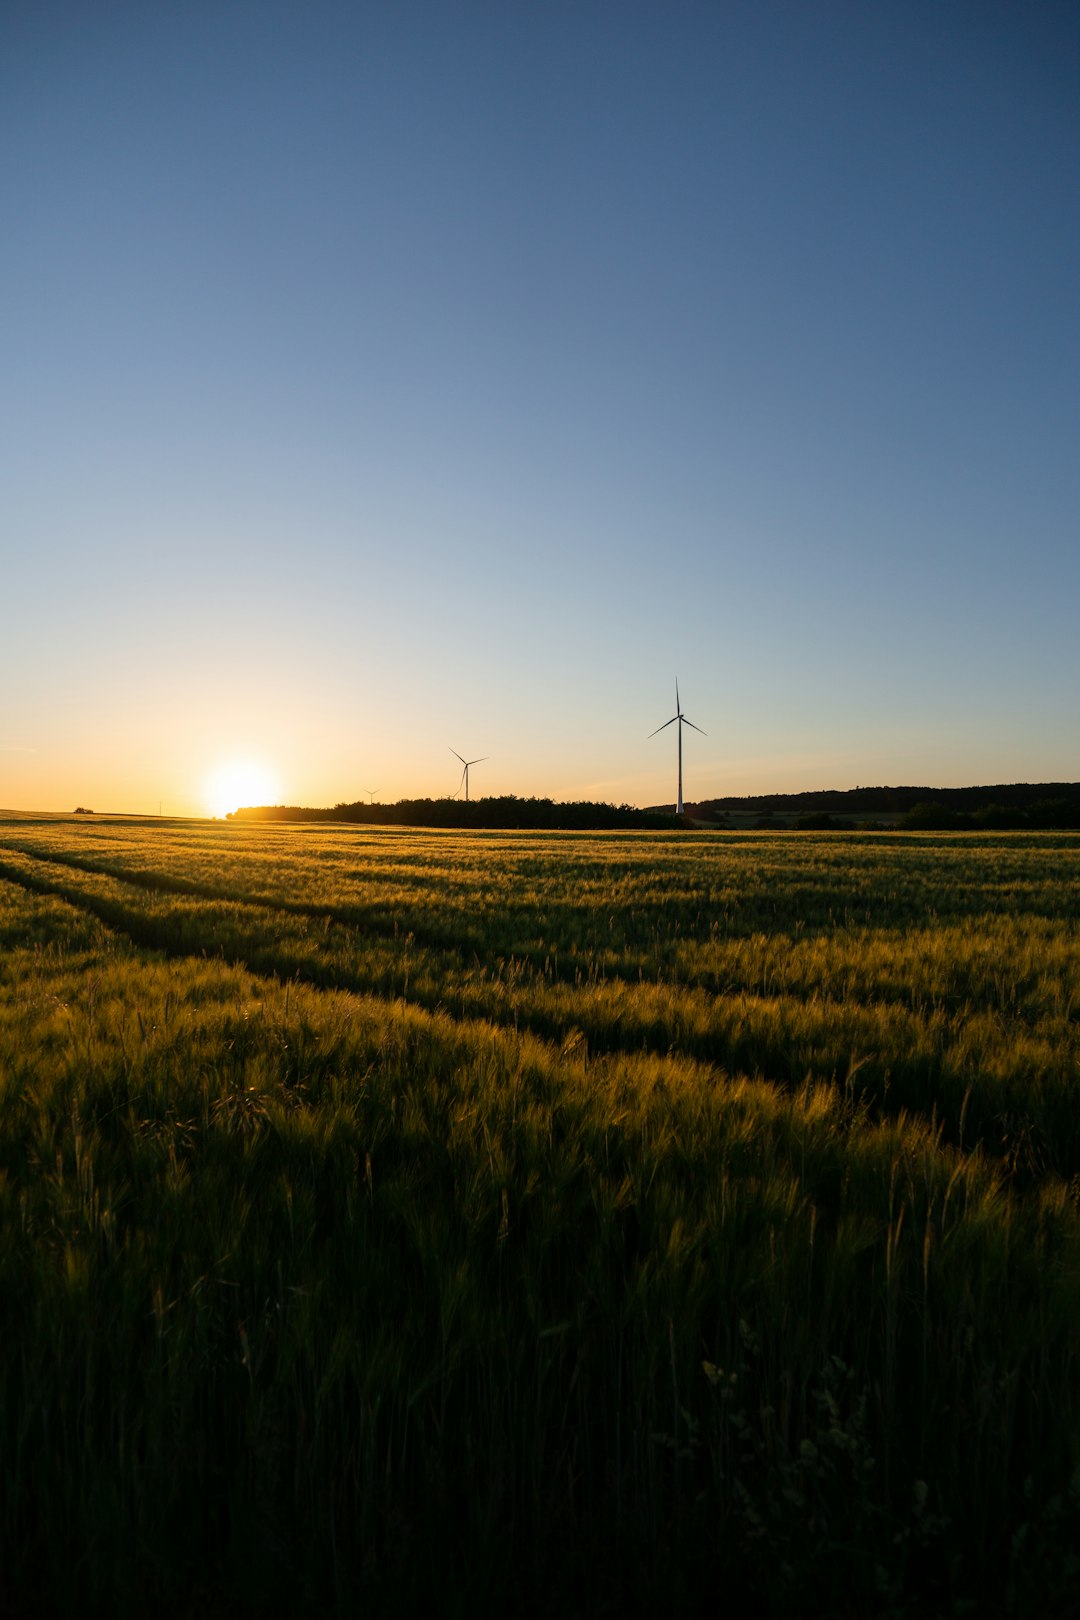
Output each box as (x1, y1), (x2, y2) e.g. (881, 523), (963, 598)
(649, 681), (706, 817)
(449, 747), (488, 802)
(364, 788), (380, 804)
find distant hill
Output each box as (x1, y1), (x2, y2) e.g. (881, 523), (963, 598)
(683, 782), (1080, 830)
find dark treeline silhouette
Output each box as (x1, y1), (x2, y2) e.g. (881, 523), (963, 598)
(230, 795), (682, 831)
(229, 786), (1080, 833)
(691, 781), (1080, 827)
(897, 797), (1080, 831)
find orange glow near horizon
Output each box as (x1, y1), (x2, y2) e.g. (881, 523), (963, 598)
(203, 760), (282, 820)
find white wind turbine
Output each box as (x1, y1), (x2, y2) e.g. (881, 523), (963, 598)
(449, 747), (488, 802)
(649, 681), (706, 817)
(364, 788), (380, 804)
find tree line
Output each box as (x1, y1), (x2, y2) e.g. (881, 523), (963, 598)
(230, 795), (683, 830)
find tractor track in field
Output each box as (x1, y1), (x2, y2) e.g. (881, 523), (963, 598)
(0, 844), (714, 1065)
(0, 835), (699, 982)
(4, 841), (1079, 1184)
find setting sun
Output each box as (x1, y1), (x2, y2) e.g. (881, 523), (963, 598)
(204, 760), (281, 819)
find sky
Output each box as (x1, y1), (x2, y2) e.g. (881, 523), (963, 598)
(2, 1), (1078, 816)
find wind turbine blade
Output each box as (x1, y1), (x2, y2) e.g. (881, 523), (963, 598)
(449, 747), (466, 765)
(467, 756), (489, 767)
(682, 718), (707, 735)
(676, 678), (681, 713)
(648, 716), (678, 738)
(457, 765), (467, 796)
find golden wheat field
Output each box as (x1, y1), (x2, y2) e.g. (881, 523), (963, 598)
(2, 815), (1079, 1617)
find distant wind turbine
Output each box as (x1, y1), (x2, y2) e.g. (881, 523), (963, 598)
(449, 747), (488, 802)
(364, 788), (380, 804)
(649, 681), (706, 817)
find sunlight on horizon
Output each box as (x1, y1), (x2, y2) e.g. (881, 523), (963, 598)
(203, 760), (281, 819)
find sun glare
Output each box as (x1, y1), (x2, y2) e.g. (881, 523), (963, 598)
(204, 760), (281, 819)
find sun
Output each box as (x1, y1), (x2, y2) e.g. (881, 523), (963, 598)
(204, 760), (282, 819)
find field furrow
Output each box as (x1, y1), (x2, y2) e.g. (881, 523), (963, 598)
(2, 832), (1078, 1182)
(2, 820), (1080, 1616)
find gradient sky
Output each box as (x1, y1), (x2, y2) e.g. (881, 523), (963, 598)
(3, 1), (1078, 816)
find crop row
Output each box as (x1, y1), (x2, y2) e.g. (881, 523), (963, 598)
(2, 868), (1079, 1613)
(2, 831), (1078, 1185)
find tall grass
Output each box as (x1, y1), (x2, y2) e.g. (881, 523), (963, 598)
(1, 821), (1079, 1615)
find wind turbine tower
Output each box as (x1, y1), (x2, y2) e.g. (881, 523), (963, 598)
(649, 681), (706, 817)
(449, 747), (488, 802)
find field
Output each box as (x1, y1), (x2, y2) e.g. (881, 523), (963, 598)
(1, 816), (1079, 1617)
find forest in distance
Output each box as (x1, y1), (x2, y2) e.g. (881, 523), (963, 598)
(230, 794), (680, 830)
(223, 779), (1080, 832)
(1, 814), (1079, 1616)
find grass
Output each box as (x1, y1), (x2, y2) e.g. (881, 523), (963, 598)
(0, 817), (1079, 1616)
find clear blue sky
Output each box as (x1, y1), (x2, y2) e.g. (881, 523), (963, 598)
(3, 1), (1077, 815)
